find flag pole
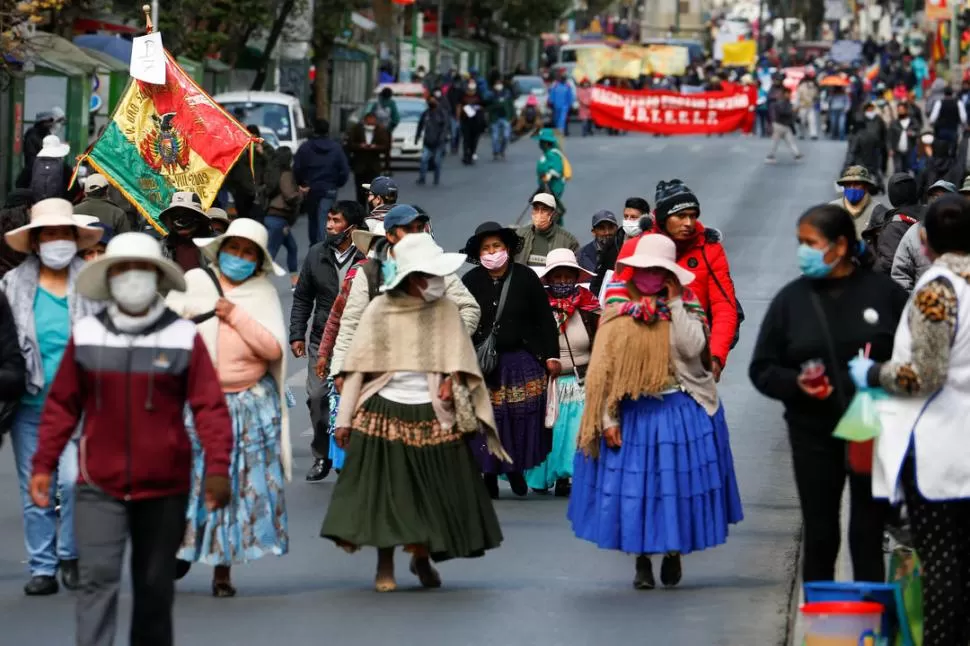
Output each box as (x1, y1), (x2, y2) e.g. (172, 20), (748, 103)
(142, 4), (154, 33)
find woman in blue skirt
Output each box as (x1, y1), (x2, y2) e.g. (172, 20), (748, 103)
(525, 248), (600, 496)
(568, 234), (742, 590)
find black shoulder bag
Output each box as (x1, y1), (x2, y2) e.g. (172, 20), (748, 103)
(189, 267), (225, 325)
(700, 246), (745, 349)
(476, 266), (513, 377)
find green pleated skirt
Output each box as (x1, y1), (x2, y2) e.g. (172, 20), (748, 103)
(320, 395), (503, 562)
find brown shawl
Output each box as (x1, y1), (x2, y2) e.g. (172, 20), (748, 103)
(339, 292), (510, 462)
(577, 305), (673, 457)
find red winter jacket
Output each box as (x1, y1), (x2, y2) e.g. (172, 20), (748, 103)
(616, 221), (739, 366)
(33, 308), (232, 501)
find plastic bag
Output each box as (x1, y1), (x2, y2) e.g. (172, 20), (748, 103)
(889, 547), (923, 646)
(834, 388), (886, 442)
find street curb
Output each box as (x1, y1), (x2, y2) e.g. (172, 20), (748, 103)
(784, 526), (805, 646)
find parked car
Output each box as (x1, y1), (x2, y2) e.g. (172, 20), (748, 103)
(214, 91), (310, 151)
(346, 96), (428, 167)
(512, 75), (548, 117)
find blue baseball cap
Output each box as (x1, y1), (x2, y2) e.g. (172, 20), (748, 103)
(383, 204), (427, 231)
(362, 176), (398, 197)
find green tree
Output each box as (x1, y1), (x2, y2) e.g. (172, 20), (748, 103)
(311, 0), (369, 119)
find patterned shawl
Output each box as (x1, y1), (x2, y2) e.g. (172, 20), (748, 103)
(548, 285), (600, 333)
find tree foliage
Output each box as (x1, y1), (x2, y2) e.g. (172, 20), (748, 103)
(0, 0), (67, 68)
(311, 0), (369, 117)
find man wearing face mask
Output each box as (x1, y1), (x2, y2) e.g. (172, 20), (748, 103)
(891, 180), (957, 291)
(578, 210), (618, 273)
(347, 112), (391, 206)
(159, 192), (212, 272)
(458, 81), (485, 165)
(929, 86), (967, 144)
(290, 201), (366, 482)
(587, 197), (651, 295)
(329, 204), (480, 387)
(830, 166), (887, 238)
(0, 198), (104, 596)
(29, 231), (232, 640)
(486, 80), (514, 161)
(514, 193), (579, 267)
(416, 95), (450, 186)
(23, 108), (64, 170)
(362, 176), (399, 234)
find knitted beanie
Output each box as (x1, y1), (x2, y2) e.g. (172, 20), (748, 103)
(654, 180), (700, 228)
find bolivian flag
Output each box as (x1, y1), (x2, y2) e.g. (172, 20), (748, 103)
(82, 51), (255, 233)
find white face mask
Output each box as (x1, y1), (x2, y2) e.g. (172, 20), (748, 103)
(495, 83), (504, 92)
(109, 269), (159, 314)
(38, 239), (77, 269)
(364, 124), (376, 133)
(864, 111), (877, 120)
(623, 221), (641, 237)
(419, 275), (446, 302)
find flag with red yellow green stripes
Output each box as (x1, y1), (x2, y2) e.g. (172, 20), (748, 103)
(82, 51), (254, 233)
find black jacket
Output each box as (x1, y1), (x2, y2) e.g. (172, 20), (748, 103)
(865, 173), (923, 274)
(887, 117), (918, 154)
(749, 269), (907, 436)
(290, 242), (363, 350)
(416, 105), (450, 149)
(22, 123), (48, 169)
(0, 290), (26, 433)
(293, 136), (351, 200)
(462, 263), (560, 363)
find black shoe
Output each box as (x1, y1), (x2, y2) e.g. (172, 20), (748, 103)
(59, 559), (79, 591)
(416, 178), (426, 185)
(554, 477), (571, 498)
(507, 472), (528, 497)
(660, 553), (682, 587)
(483, 474), (499, 499)
(305, 458), (332, 482)
(634, 556), (655, 590)
(175, 559), (192, 580)
(24, 575), (58, 596)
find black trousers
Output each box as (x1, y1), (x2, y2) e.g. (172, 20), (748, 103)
(75, 486), (187, 646)
(307, 341), (331, 460)
(461, 121), (482, 163)
(902, 458), (970, 645)
(788, 430), (886, 583)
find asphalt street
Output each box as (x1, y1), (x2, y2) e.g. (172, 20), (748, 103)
(0, 132), (847, 645)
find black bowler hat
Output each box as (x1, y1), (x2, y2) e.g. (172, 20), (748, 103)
(461, 221), (523, 264)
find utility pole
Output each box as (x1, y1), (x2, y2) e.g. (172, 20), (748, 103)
(950, 0), (961, 81)
(435, 0), (443, 73)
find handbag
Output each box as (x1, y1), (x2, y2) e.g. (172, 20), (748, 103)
(808, 290), (874, 474)
(475, 266), (513, 376)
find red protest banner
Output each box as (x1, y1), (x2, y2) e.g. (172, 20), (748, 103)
(589, 86), (754, 135)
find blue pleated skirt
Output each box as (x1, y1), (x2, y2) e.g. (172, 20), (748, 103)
(568, 391), (741, 555)
(178, 374), (289, 566)
(325, 377), (345, 469)
(525, 375), (584, 490)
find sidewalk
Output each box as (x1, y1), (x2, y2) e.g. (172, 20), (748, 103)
(788, 486), (853, 646)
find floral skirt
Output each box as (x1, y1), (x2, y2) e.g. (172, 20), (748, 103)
(469, 349), (550, 474)
(321, 395), (502, 562)
(568, 391), (740, 556)
(177, 374), (289, 566)
(524, 375), (584, 490)
(325, 377), (345, 469)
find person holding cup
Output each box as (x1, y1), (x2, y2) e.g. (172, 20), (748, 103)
(749, 203), (908, 583)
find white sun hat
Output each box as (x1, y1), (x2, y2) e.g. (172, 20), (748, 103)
(534, 247), (595, 283)
(381, 232), (465, 291)
(616, 233), (695, 286)
(36, 134), (70, 159)
(193, 217), (286, 277)
(77, 232), (186, 301)
(4, 198), (103, 253)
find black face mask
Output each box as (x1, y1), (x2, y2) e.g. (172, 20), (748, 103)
(327, 229), (351, 247)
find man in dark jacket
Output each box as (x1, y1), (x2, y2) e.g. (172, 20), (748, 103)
(22, 108), (63, 169)
(888, 103), (919, 174)
(765, 88), (803, 163)
(293, 119), (351, 246)
(289, 200), (366, 482)
(929, 86), (966, 143)
(577, 209), (618, 273)
(416, 95), (450, 185)
(16, 135), (80, 202)
(864, 173), (924, 274)
(73, 174), (131, 235)
(345, 112), (391, 206)
(848, 105), (889, 188)
(0, 189), (32, 279)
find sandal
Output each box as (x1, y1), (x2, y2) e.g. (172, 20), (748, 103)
(409, 556), (442, 589)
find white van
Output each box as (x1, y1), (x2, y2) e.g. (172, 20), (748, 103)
(213, 90), (310, 151)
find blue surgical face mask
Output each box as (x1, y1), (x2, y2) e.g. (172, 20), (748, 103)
(381, 257), (398, 286)
(843, 187), (866, 205)
(797, 243), (836, 278)
(219, 251), (257, 282)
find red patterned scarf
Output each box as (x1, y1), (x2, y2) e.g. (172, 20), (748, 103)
(548, 286), (601, 333)
(602, 281), (708, 327)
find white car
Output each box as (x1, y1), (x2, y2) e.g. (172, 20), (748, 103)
(512, 75), (548, 118)
(347, 96), (428, 166)
(214, 91), (310, 151)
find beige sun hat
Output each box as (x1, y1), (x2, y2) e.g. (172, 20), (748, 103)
(36, 134), (69, 159)
(381, 232), (465, 292)
(4, 198), (103, 253)
(205, 207), (230, 224)
(617, 233), (695, 286)
(351, 228), (383, 254)
(77, 232), (186, 300)
(193, 217), (286, 277)
(534, 247), (595, 283)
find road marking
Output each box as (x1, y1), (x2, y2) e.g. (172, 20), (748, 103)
(689, 143), (703, 153)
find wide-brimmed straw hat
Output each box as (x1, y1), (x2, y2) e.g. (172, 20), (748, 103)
(193, 217), (286, 277)
(77, 232), (186, 300)
(37, 135), (69, 159)
(836, 165), (878, 187)
(461, 221), (523, 264)
(382, 233), (465, 291)
(4, 198), (103, 253)
(351, 228), (383, 254)
(535, 248), (595, 283)
(617, 234), (695, 286)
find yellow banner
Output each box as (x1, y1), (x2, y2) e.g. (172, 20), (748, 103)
(721, 41), (757, 67)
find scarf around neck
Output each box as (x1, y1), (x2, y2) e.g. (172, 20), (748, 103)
(548, 285), (600, 333)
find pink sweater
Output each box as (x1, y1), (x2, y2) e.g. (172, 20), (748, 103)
(217, 278), (283, 393)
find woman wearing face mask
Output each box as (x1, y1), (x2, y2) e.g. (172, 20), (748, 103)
(167, 218), (291, 597)
(321, 233), (505, 592)
(0, 198), (103, 595)
(461, 222), (560, 499)
(569, 234), (741, 590)
(525, 249), (600, 497)
(749, 204), (907, 584)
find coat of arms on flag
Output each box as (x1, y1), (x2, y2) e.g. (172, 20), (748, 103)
(81, 49), (254, 233)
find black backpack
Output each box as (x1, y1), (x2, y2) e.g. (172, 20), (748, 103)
(30, 158), (65, 201)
